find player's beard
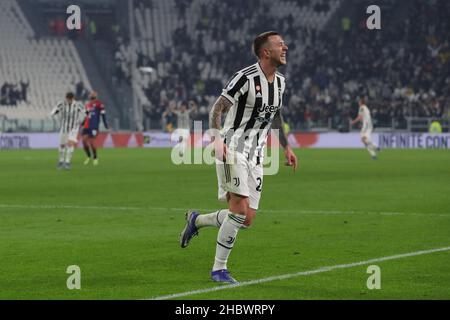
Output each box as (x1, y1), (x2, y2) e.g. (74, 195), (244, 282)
(274, 54), (287, 67)
(279, 54), (287, 66)
(274, 58), (286, 68)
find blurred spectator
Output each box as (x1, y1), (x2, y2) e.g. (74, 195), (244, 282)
(342, 16), (351, 32)
(75, 81), (89, 101)
(49, 17), (66, 36)
(20, 80), (29, 102)
(162, 106), (177, 132)
(0, 82), (27, 107)
(89, 20), (97, 39)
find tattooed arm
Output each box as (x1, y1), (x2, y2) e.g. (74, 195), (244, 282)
(272, 111), (298, 172)
(209, 96), (232, 160)
(209, 96), (232, 132)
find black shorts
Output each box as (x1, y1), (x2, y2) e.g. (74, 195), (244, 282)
(82, 128), (98, 138)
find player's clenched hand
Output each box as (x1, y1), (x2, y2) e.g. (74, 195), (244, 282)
(284, 146), (298, 172)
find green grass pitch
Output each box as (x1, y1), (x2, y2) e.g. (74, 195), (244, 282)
(0, 147), (449, 299)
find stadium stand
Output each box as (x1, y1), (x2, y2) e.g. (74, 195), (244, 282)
(1, 0), (448, 133)
(116, 0), (341, 129)
(0, 0), (91, 129)
(115, 0), (448, 132)
(287, 0), (450, 131)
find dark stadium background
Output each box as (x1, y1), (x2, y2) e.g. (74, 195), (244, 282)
(1, 0), (448, 134)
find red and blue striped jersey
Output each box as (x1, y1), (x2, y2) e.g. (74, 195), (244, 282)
(83, 99), (106, 130)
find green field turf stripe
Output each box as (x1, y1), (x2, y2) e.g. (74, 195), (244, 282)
(1, 204), (449, 217)
(149, 245), (450, 300)
(0, 204), (141, 211)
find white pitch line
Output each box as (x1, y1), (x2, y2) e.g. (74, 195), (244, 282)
(0, 204), (448, 217)
(149, 246), (450, 300)
(263, 209), (450, 217)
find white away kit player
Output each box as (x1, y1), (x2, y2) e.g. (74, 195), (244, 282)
(351, 98), (380, 159)
(50, 92), (86, 170)
(173, 101), (196, 156)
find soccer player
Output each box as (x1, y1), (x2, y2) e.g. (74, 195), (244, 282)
(173, 101), (197, 156)
(81, 91), (108, 166)
(179, 31), (298, 283)
(351, 98), (379, 159)
(51, 92), (86, 170)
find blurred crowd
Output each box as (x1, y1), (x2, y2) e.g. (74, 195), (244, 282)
(287, 0), (450, 130)
(114, 0), (449, 131)
(0, 81), (29, 107)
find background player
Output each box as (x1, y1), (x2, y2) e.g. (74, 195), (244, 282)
(351, 98), (379, 159)
(179, 31), (298, 284)
(50, 92), (86, 170)
(173, 100), (197, 156)
(82, 91), (108, 166)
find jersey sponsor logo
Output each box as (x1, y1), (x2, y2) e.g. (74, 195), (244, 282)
(257, 103), (279, 113)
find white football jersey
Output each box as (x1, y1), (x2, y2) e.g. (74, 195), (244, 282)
(175, 110), (192, 130)
(51, 100), (86, 133)
(358, 104), (373, 132)
(221, 62), (286, 162)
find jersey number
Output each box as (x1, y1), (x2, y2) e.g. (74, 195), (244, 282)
(256, 178), (262, 192)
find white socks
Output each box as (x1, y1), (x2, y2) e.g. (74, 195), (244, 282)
(195, 210), (227, 228)
(194, 209), (249, 271)
(212, 212), (245, 271)
(59, 146), (65, 163)
(366, 142), (377, 157)
(59, 145), (75, 164)
(65, 146), (74, 164)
